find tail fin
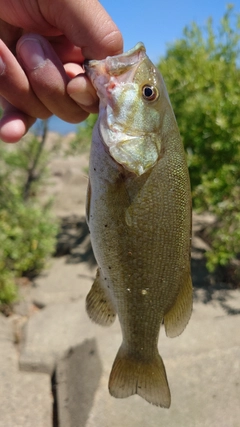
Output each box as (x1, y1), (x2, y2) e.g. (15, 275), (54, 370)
(108, 345), (171, 408)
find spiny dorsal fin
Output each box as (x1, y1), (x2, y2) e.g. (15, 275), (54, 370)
(86, 268), (116, 326)
(164, 274), (193, 338)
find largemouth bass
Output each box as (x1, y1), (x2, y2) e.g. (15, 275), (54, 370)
(85, 43), (192, 408)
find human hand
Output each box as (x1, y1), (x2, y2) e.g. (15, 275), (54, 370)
(0, 0), (123, 142)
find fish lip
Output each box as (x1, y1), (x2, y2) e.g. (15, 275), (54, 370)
(84, 42), (146, 77)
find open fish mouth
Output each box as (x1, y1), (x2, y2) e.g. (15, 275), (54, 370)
(85, 42), (146, 75)
(84, 42), (147, 89)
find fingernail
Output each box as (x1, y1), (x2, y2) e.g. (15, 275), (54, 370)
(18, 38), (46, 70)
(0, 56), (6, 75)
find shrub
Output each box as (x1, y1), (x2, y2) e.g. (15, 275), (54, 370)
(158, 5), (240, 273)
(0, 121), (59, 306)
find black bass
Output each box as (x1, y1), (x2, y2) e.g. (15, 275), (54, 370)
(85, 43), (192, 408)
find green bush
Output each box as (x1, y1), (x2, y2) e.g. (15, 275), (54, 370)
(0, 122), (59, 306)
(158, 5), (240, 272)
(0, 183), (58, 276)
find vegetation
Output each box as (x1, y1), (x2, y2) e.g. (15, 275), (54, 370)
(158, 5), (240, 273)
(0, 121), (59, 306)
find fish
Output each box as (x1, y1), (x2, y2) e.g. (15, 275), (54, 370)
(84, 42), (192, 408)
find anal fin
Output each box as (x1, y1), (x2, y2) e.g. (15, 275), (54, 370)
(86, 268), (116, 326)
(164, 274), (193, 338)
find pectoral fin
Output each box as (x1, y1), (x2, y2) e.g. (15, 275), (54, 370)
(86, 268), (116, 326)
(164, 275), (193, 338)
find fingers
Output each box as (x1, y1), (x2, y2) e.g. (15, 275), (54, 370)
(67, 71), (99, 114)
(42, 0), (123, 59)
(0, 0), (123, 59)
(45, 35), (85, 64)
(0, 33), (99, 142)
(16, 34), (89, 123)
(0, 0), (122, 143)
(0, 98), (36, 143)
(0, 33), (97, 130)
(0, 38), (50, 118)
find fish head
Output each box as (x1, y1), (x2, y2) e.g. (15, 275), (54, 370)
(85, 43), (171, 176)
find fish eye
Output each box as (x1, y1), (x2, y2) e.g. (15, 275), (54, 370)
(142, 85), (158, 101)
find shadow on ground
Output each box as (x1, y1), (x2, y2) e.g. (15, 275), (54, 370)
(191, 245), (240, 315)
(55, 215), (96, 266)
(55, 215), (240, 316)
(56, 339), (102, 427)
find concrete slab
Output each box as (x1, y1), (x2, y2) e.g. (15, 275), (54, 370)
(19, 299), (97, 374)
(31, 258), (94, 307)
(0, 315), (52, 427)
(53, 302), (240, 427)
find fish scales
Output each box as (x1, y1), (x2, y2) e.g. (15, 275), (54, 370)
(85, 43), (192, 408)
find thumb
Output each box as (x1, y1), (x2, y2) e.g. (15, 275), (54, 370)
(41, 0), (123, 59)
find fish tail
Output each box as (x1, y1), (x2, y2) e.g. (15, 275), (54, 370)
(108, 345), (171, 408)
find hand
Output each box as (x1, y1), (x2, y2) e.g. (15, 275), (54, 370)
(0, 0), (123, 142)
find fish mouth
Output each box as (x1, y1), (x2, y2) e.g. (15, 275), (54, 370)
(84, 42), (146, 89)
(85, 42), (146, 76)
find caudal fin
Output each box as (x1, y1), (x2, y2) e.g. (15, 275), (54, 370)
(108, 345), (171, 408)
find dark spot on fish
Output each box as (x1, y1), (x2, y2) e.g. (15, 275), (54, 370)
(104, 224), (108, 227)
(94, 168), (96, 171)
(108, 266), (111, 270)
(89, 349), (95, 355)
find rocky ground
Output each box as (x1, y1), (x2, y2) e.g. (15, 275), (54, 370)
(0, 132), (240, 427)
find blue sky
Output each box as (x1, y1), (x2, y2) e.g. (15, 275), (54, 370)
(44, 0), (240, 134)
(101, 0), (240, 63)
